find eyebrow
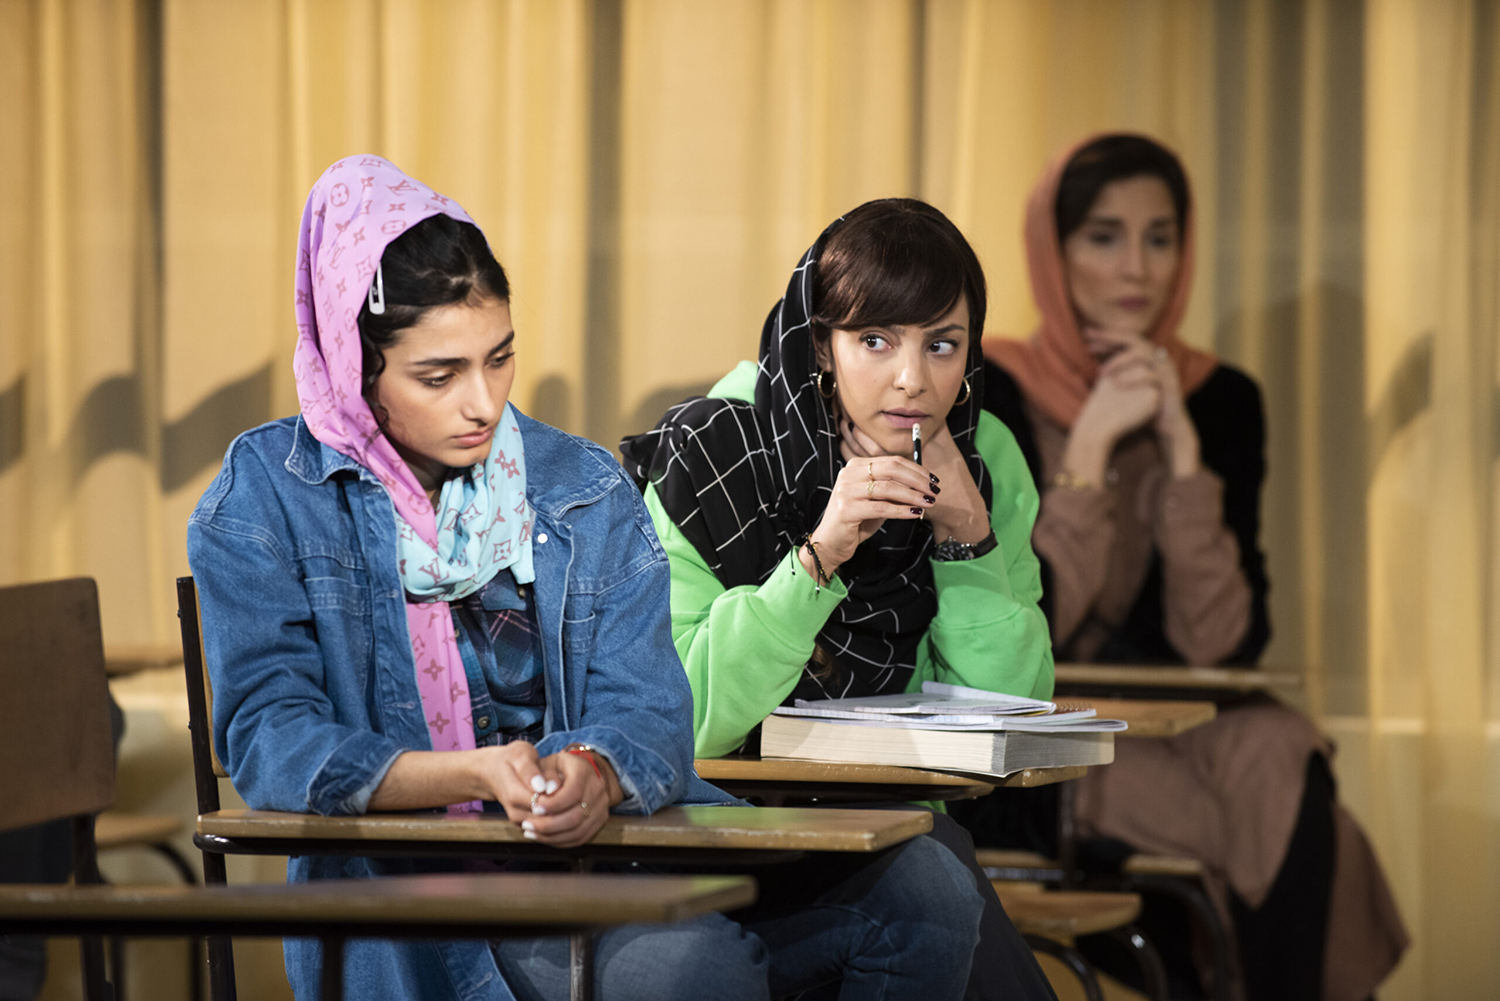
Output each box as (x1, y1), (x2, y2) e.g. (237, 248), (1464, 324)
(407, 331), (515, 369)
(1083, 214), (1176, 228)
(923, 323), (967, 337)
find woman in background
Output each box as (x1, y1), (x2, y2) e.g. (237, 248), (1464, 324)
(623, 197), (1057, 1001)
(973, 133), (1407, 1001)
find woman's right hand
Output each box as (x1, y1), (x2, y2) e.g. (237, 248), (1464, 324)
(803, 423), (936, 579)
(471, 740), (554, 823)
(1064, 333), (1163, 486)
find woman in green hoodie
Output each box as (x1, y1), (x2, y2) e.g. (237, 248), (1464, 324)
(622, 197), (1058, 1001)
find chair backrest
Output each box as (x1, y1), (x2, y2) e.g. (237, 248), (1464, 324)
(0, 578), (115, 833)
(175, 578), (228, 823)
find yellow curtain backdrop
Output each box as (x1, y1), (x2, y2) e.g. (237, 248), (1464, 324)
(2, 2), (1497, 999)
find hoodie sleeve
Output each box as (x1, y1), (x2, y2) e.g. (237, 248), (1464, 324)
(911, 412), (1055, 700)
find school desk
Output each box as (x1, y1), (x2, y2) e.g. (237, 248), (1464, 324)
(693, 756), (1085, 807)
(0, 872), (755, 1001)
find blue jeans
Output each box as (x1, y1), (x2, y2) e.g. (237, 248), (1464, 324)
(492, 836), (983, 1000)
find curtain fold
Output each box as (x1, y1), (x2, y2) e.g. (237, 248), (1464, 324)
(1, 2), (1495, 998)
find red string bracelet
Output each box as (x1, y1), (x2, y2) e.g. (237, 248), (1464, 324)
(565, 744), (604, 782)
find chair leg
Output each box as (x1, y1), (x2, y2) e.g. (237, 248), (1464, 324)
(79, 936), (113, 1001)
(569, 932), (595, 1001)
(1120, 873), (1235, 1001)
(150, 841), (200, 886)
(1105, 924), (1168, 1001)
(73, 815), (114, 1001)
(200, 851), (237, 1001)
(109, 935), (127, 1001)
(320, 937), (345, 1001)
(1023, 933), (1104, 1001)
(565, 856), (595, 1001)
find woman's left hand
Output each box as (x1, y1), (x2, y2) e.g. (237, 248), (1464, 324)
(524, 747), (622, 848)
(840, 419), (990, 545)
(1148, 347), (1202, 478)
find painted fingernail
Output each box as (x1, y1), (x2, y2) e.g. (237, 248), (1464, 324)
(530, 775), (546, 793)
(532, 804), (547, 815)
(929, 473), (941, 484)
(911, 507), (924, 516)
(931, 484), (941, 494)
(545, 780), (559, 794)
(522, 830), (537, 840)
(521, 820), (535, 832)
(923, 495), (935, 504)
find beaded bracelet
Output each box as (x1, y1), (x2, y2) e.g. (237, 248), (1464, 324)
(799, 533), (830, 594)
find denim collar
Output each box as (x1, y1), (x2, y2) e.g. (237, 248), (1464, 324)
(282, 411), (621, 520)
(284, 416), (365, 485)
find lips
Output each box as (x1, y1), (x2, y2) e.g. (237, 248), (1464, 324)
(454, 427), (495, 448)
(1114, 297), (1151, 310)
(880, 410), (928, 429)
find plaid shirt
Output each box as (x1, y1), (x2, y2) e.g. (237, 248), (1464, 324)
(451, 572), (546, 748)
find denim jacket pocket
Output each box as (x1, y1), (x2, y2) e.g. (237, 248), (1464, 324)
(562, 593), (598, 650)
(297, 556), (374, 692)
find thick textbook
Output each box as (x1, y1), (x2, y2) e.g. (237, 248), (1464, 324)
(760, 681), (1121, 777)
(759, 714), (1115, 777)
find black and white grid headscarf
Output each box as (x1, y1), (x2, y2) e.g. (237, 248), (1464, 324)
(621, 214), (991, 705)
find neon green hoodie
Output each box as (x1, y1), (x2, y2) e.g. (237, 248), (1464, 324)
(643, 361), (1056, 758)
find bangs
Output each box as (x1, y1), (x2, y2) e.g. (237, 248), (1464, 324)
(812, 199), (985, 337)
(1055, 134), (1190, 241)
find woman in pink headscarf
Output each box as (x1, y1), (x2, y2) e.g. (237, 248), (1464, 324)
(188, 156), (984, 1001)
(959, 134), (1407, 1001)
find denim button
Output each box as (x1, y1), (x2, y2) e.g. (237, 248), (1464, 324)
(477, 716), (491, 729)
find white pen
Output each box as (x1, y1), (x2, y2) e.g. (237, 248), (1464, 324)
(912, 424), (922, 465)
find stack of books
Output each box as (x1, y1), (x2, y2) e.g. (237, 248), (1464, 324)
(760, 682), (1125, 778)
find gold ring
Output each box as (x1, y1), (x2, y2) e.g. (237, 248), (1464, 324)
(530, 791), (542, 810)
(867, 461), (873, 477)
(579, 800), (590, 817)
(866, 478), (875, 497)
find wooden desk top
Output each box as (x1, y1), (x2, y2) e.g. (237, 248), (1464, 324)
(1052, 698), (1216, 738)
(1054, 663), (1302, 692)
(199, 805), (931, 854)
(696, 756), (1084, 791)
(0, 873), (756, 931)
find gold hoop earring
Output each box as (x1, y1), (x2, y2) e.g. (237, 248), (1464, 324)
(817, 370), (837, 400)
(954, 377), (971, 406)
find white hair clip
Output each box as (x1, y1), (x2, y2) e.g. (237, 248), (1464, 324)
(368, 262), (386, 315)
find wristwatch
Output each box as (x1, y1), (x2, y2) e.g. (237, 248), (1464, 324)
(932, 531), (998, 562)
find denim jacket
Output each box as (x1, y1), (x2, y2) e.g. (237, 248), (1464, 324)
(187, 411), (732, 1001)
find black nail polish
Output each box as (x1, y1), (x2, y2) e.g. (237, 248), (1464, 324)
(929, 473), (941, 485)
(923, 495), (935, 504)
(931, 484), (942, 494)
(911, 507), (923, 516)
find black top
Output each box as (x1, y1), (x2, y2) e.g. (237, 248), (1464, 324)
(981, 360), (1271, 665)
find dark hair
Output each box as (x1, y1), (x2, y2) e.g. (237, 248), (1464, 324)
(1054, 135), (1190, 242)
(356, 214), (510, 389)
(811, 198), (986, 343)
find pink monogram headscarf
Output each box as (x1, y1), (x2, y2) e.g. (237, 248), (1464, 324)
(292, 155), (485, 809)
